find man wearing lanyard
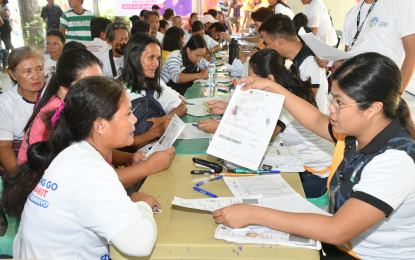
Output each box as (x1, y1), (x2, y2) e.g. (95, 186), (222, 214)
(317, 0), (415, 95)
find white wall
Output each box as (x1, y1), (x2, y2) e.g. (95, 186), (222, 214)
(287, 0), (357, 30)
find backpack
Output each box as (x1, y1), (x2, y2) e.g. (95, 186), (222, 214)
(131, 88), (166, 136)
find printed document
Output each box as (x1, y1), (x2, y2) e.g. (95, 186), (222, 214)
(207, 85), (285, 170)
(178, 123), (211, 140)
(171, 196), (263, 211)
(145, 114), (184, 157)
(224, 175), (296, 198)
(214, 224), (322, 250)
(186, 105), (211, 116)
(298, 27), (353, 66)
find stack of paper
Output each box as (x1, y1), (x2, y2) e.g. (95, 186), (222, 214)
(186, 104), (211, 116)
(214, 225), (321, 250)
(178, 123), (211, 140)
(224, 175), (297, 198)
(186, 97), (223, 105)
(260, 146), (305, 172)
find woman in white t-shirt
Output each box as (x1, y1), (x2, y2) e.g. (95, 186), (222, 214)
(198, 49), (333, 197)
(43, 29), (65, 84)
(0, 46), (44, 175)
(1, 76), (160, 259)
(218, 53), (415, 260)
(268, 0), (294, 19)
(302, 0), (337, 46)
(120, 32), (187, 151)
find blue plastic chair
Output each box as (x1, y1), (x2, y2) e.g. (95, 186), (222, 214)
(307, 190), (329, 207)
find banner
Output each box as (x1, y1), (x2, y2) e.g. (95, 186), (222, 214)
(115, 0), (193, 17)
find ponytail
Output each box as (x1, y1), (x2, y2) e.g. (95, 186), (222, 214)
(1, 76), (124, 218)
(250, 49), (316, 105)
(398, 98), (415, 139)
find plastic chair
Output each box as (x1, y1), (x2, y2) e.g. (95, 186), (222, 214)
(307, 190), (329, 207)
(0, 178), (19, 256)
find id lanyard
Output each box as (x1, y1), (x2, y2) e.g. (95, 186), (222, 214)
(348, 0), (378, 52)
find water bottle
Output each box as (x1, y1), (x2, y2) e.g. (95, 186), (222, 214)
(208, 61), (217, 87)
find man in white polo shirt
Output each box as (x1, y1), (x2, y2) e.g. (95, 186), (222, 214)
(145, 11), (164, 43)
(317, 0), (415, 94)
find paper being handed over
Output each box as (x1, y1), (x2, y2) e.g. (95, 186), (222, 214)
(145, 114), (185, 158)
(207, 85), (285, 170)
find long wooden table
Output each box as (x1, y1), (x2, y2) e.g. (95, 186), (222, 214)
(110, 155), (319, 260)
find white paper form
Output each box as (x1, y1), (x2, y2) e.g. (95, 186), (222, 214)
(145, 114), (185, 158)
(178, 123), (211, 140)
(171, 196), (263, 211)
(186, 97), (222, 106)
(260, 146), (305, 173)
(186, 105), (211, 116)
(214, 224), (321, 250)
(261, 194), (332, 216)
(298, 27), (353, 67)
(207, 85), (285, 170)
(224, 175), (296, 198)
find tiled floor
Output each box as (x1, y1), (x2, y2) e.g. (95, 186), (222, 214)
(1, 71), (415, 122)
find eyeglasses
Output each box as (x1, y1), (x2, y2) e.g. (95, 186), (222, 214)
(326, 92), (361, 114)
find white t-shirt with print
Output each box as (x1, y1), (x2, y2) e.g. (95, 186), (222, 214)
(13, 141), (156, 259)
(43, 54), (57, 85)
(342, 0), (415, 68)
(344, 149), (415, 260)
(298, 56), (328, 115)
(305, 0), (337, 46)
(99, 49), (124, 78)
(85, 37), (112, 58)
(274, 3), (294, 19)
(126, 81), (182, 114)
(278, 108), (333, 175)
(0, 85), (34, 141)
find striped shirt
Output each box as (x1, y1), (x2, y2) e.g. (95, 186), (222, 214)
(160, 50), (209, 84)
(60, 9), (94, 43)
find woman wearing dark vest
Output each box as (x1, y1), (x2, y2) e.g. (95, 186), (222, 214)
(214, 53), (415, 260)
(160, 35), (209, 96)
(120, 32), (187, 152)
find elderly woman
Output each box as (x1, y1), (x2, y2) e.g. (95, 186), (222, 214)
(0, 46), (44, 175)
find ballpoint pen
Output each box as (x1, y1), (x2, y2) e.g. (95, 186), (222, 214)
(192, 123), (198, 127)
(196, 176), (223, 186)
(193, 187), (218, 197)
(214, 173), (258, 177)
(228, 169), (281, 174)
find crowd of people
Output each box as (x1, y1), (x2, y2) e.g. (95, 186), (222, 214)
(0, 0), (414, 259)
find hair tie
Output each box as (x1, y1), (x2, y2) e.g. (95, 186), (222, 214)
(51, 100), (65, 128)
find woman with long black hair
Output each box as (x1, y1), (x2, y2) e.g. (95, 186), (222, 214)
(215, 52), (415, 260)
(2, 76), (159, 259)
(120, 32), (187, 151)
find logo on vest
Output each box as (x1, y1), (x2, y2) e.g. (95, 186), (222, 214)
(379, 19), (389, 27)
(369, 17), (379, 27)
